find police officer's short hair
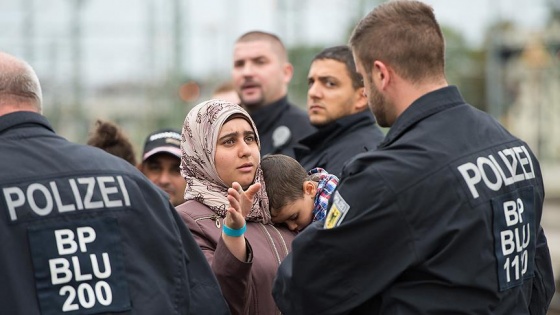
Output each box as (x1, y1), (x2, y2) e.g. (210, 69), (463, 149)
(261, 154), (308, 214)
(236, 31), (289, 63)
(0, 52), (43, 112)
(312, 45), (363, 90)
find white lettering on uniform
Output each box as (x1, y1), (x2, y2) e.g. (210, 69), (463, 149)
(499, 197), (531, 284)
(55, 229), (78, 255)
(488, 154), (513, 185)
(48, 254), (112, 285)
(49, 226), (112, 285)
(50, 258), (73, 285)
(477, 157), (503, 192)
(2, 175), (131, 221)
(78, 178), (104, 209)
(457, 145), (535, 199)
(91, 253), (112, 278)
(457, 163), (481, 198)
(69, 179), (84, 210)
(4, 187), (25, 221)
(50, 182), (76, 213)
(116, 176), (130, 207)
(55, 227), (96, 255)
(517, 146), (535, 179)
(98, 177), (122, 208)
(499, 149), (522, 182)
(27, 183), (53, 216)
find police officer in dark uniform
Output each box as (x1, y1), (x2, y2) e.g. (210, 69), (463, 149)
(232, 31), (315, 158)
(0, 52), (230, 314)
(273, 2), (555, 314)
(295, 45), (385, 177)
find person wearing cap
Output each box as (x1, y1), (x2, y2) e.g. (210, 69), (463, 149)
(138, 128), (187, 206)
(0, 51), (229, 314)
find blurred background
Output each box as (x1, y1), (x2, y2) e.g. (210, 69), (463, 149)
(1, 0), (560, 310)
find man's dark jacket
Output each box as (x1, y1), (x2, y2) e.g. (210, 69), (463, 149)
(295, 110), (384, 176)
(274, 86), (555, 314)
(0, 112), (229, 315)
(249, 96), (315, 159)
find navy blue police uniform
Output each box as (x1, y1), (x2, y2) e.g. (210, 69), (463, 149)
(295, 110), (384, 177)
(273, 86), (555, 314)
(249, 96), (315, 158)
(0, 112), (230, 315)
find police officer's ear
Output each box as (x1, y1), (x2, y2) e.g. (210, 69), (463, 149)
(282, 62), (294, 84)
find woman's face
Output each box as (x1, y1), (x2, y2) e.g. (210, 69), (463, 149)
(215, 117), (260, 189)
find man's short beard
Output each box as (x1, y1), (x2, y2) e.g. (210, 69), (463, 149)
(241, 96), (266, 113)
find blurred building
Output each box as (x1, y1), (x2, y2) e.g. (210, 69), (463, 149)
(486, 17), (560, 197)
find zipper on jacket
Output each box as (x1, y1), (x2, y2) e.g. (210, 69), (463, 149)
(194, 214), (221, 228)
(269, 225), (289, 258)
(258, 223), (282, 265)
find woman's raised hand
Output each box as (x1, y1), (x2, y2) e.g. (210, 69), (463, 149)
(225, 181), (261, 228)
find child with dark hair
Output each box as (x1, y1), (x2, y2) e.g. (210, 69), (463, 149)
(261, 154), (338, 231)
(87, 119), (137, 165)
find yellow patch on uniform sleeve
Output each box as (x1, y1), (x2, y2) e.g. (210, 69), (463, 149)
(324, 205), (341, 229)
(323, 191), (350, 229)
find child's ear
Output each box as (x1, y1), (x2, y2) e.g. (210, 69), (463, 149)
(303, 181), (317, 196)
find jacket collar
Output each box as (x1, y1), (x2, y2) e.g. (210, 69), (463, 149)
(248, 96), (289, 134)
(299, 110), (376, 149)
(0, 111), (54, 135)
(380, 85), (465, 148)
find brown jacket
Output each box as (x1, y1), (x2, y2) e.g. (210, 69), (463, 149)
(176, 200), (295, 315)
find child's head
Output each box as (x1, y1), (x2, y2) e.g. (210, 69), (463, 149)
(261, 154), (317, 231)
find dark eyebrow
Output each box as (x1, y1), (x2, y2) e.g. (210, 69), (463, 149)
(218, 130), (255, 142)
(319, 76), (337, 83)
(218, 132), (238, 142)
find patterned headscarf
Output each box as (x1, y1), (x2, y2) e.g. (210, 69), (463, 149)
(180, 99), (271, 224)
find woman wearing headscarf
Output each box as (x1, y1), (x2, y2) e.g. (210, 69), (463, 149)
(176, 99), (296, 315)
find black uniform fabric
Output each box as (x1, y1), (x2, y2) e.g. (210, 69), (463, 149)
(273, 86), (555, 314)
(295, 110), (385, 176)
(0, 112), (230, 315)
(249, 96), (315, 158)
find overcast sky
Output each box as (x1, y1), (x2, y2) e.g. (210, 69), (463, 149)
(0, 0), (552, 86)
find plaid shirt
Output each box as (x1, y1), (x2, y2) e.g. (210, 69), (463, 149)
(309, 168), (339, 222)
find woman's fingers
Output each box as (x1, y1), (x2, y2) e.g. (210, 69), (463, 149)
(227, 194), (241, 213)
(245, 182), (261, 200)
(225, 207), (245, 229)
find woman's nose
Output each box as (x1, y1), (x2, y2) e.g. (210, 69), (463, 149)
(238, 137), (255, 155)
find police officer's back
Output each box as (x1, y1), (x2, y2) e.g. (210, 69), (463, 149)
(273, 2), (555, 314)
(0, 52), (229, 314)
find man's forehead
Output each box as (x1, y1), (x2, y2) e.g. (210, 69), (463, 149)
(234, 41), (276, 59)
(309, 59), (347, 76)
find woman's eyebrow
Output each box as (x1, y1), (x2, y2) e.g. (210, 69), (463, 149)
(218, 131), (238, 141)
